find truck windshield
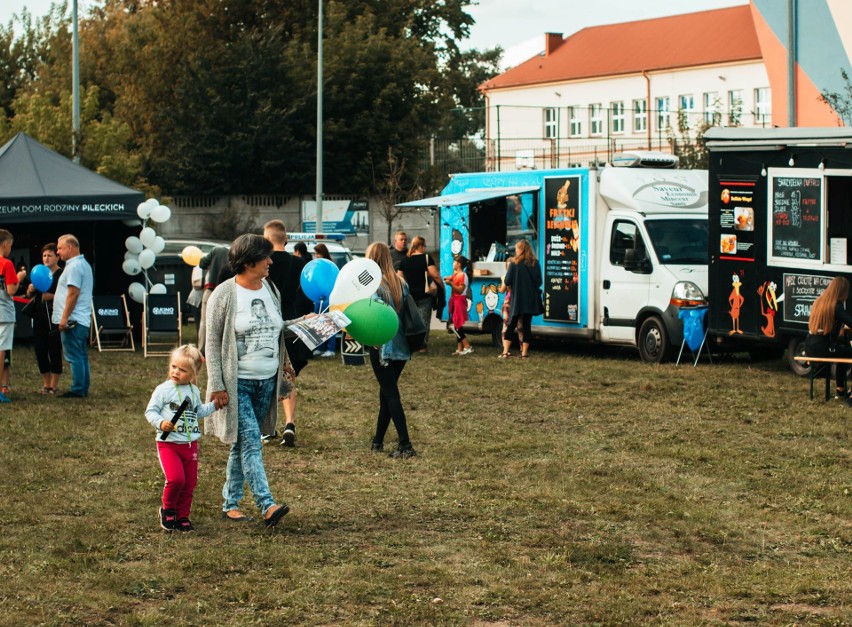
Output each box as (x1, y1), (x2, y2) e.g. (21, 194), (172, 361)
(644, 219), (708, 265)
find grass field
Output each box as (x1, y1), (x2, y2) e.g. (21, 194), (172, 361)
(1, 328), (849, 625)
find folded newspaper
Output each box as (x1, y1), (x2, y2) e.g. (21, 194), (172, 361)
(287, 310), (352, 351)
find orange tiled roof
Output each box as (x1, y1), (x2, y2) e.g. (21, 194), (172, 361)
(481, 5), (761, 91)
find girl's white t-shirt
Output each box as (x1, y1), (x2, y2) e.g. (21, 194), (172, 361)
(234, 282), (283, 379)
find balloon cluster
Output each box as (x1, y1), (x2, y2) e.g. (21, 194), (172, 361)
(300, 257), (398, 346)
(123, 198), (172, 303)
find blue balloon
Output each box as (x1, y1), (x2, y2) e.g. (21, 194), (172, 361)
(300, 258), (339, 304)
(30, 264), (53, 293)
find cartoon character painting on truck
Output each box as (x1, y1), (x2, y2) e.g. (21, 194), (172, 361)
(398, 152), (710, 362)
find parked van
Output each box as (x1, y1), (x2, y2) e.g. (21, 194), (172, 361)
(399, 153), (709, 362)
(284, 232), (353, 268)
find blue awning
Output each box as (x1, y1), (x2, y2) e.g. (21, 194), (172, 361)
(396, 185), (540, 208)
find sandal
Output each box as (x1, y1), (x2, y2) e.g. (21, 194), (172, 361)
(48, 387), (57, 395)
(39, 386), (51, 395)
(498, 352), (512, 359)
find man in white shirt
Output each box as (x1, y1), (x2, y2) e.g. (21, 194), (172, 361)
(53, 234), (94, 398)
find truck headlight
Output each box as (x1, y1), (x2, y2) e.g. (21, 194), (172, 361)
(670, 281), (706, 307)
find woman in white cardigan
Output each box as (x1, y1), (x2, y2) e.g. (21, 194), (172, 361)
(205, 234), (304, 528)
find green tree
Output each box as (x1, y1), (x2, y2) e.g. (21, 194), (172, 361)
(819, 69), (852, 125)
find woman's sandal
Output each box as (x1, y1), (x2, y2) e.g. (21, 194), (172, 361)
(498, 352), (512, 359)
(263, 503), (290, 528)
(221, 510), (254, 523)
(38, 386), (51, 395)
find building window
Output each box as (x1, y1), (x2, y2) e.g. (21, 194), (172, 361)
(703, 92), (721, 125)
(543, 107), (557, 139)
(754, 87), (771, 125)
(655, 97), (670, 131)
(569, 107), (582, 136)
(679, 94), (695, 128)
(590, 103), (604, 136)
(633, 99), (647, 133)
(728, 90), (743, 125)
(611, 101), (625, 133)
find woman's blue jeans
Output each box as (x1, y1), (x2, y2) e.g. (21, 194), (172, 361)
(222, 377), (277, 515)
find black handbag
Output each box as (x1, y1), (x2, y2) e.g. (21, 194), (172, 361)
(401, 292), (427, 352)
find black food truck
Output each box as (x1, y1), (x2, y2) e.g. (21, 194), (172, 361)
(705, 127), (852, 374)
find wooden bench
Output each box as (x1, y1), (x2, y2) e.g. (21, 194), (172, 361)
(793, 356), (852, 401)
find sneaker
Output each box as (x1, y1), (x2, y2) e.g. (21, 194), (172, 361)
(0, 391), (10, 403)
(371, 441), (384, 452)
(176, 518), (195, 532)
(459, 347), (474, 356)
(159, 507), (178, 531)
(312, 349), (323, 357)
(389, 444), (417, 459)
(260, 432), (277, 444)
(834, 394), (852, 407)
(321, 350), (335, 358)
(280, 423), (296, 447)
(60, 391), (86, 398)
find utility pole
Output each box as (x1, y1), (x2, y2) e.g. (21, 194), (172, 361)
(72, 0), (80, 163)
(315, 0), (324, 234)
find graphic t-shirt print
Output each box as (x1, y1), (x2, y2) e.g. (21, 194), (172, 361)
(237, 297), (278, 359)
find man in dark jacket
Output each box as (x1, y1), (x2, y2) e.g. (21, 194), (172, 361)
(263, 220), (313, 447)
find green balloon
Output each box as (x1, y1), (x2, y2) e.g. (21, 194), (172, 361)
(344, 298), (399, 346)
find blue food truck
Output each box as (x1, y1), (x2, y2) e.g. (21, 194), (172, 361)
(399, 153), (709, 362)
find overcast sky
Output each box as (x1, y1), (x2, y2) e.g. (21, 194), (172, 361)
(3, 0), (747, 68)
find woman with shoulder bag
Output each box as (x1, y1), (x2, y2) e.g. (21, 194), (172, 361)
(367, 242), (417, 458)
(26, 243), (63, 394)
(397, 236), (441, 353)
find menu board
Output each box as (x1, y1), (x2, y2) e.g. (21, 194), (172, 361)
(782, 273), (832, 324)
(543, 176), (581, 322)
(770, 173), (822, 260)
(718, 178), (757, 260)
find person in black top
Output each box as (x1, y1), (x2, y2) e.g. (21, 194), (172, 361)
(503, 239), (543, 359)
(397, 236), (441, 352)
(390, 230), (408, 270)
(263, 220), (313, 445)
(26, 243), (63, 394)
(804, 276), (852, 403)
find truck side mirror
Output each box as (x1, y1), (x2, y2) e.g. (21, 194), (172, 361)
(624, 248), (651, 273)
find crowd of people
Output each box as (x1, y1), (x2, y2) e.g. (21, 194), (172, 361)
(3, 224), (545, 532)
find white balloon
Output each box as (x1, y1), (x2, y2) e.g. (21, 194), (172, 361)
(150, 283), (167, 295)
(128, 282), (146, 303)
(150, 204), (171, 223)
(139, 227), (157, 248)
(137, 202), (153, 219)
(124, 251), (139, 261)
(145, 198), (159, 207)
(122, 259), (142, 276)
(329, 258), (382, 308)
(125, 236), (143, 254)
(151, 236), (166, 254)
(138, 248), (156, 269)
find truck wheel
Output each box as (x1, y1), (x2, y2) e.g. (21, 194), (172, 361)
(638, 317), (671, 363)
(786, 336), (811, 377)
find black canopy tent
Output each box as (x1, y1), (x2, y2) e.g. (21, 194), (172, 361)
(0, 132), (145, 296)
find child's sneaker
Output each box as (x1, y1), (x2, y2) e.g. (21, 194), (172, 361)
(0, 386), (10, 402)
(159, 507), (178, 531)
(176, 518), (195, 532)
(459, 347), (474, 356)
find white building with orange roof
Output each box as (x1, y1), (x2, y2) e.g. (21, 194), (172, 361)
(479, 2), (849, 171)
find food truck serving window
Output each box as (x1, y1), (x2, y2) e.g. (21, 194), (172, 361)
(767, 168), (852, 269)
(469, 192), (538, 262)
